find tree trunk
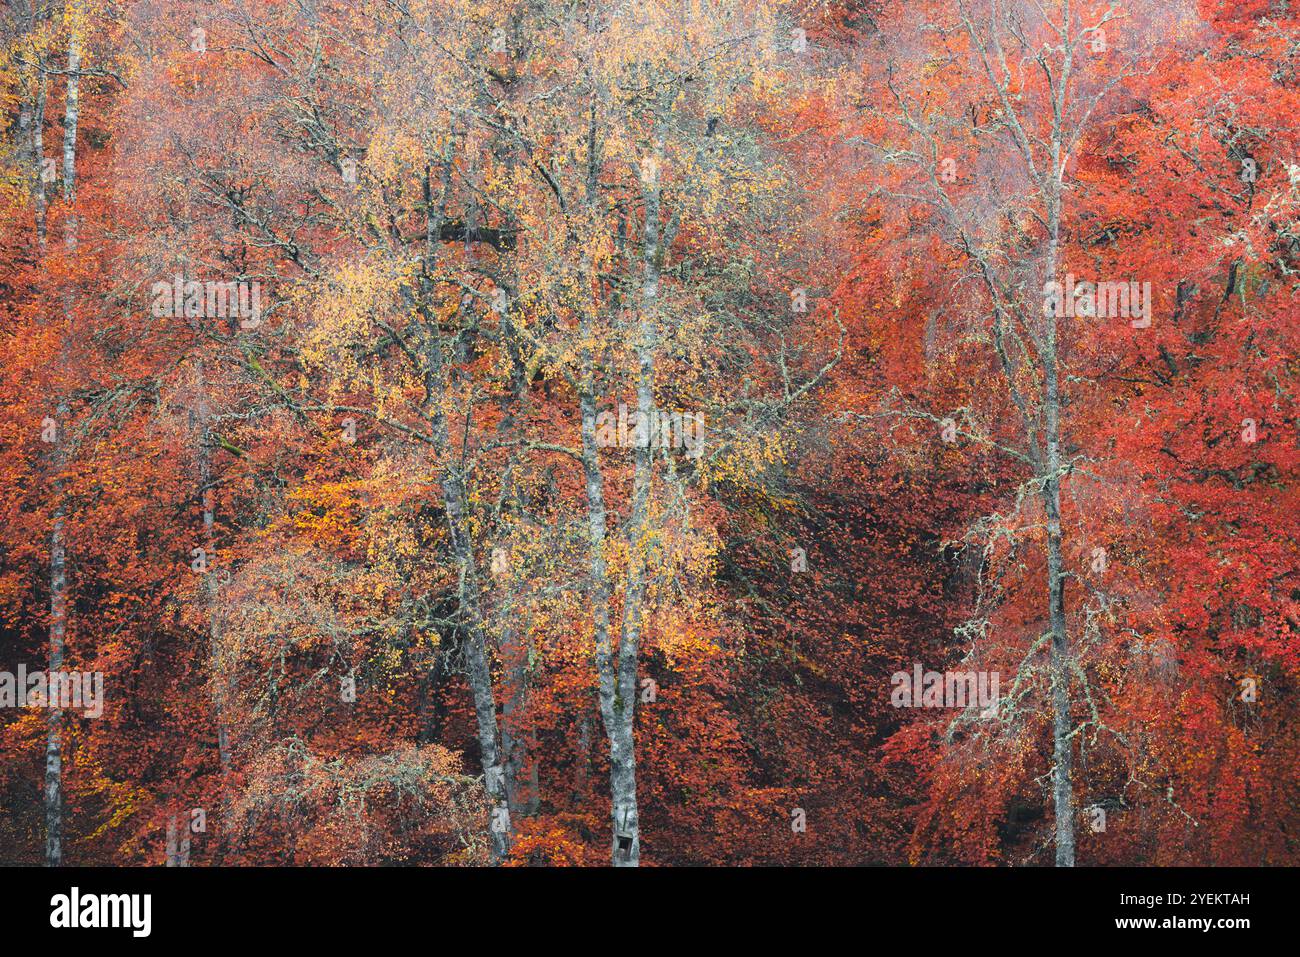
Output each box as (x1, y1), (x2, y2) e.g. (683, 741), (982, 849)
(601, 135), (666, 867)
(417, 162), (512, 864)
(419, 343), (511, 861)
(194, 357), (232, 861)
(1042, 86), (1075, 864)
(494, 356), (539, 819)
(45, 31), (80, 869)
(45, 510), (65, 867)
(442, 490), (511, 863)
(500, 619), (539, 816)
(1044, 471), (1074, 866)
(61, 35), (78, 245)
(578, 385), (625, 862)
(165, 812), (191, 867)
(32, 71), (47, 243)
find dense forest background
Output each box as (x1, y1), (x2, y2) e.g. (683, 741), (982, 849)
(0, 0), (1296, 867)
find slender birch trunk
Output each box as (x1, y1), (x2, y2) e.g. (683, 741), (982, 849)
(434, 457), (510, 863)
(573, 107), (627, 864)
(1042, 12), (1076, 866)
(33, 71), (48, 243)
(961, 0), (1079, 865)
(45, 505), (66, 867)
(581, 133), (665, 867)
(193, 357), (233, 862)
(45, 30), (79, 868)
(577, 382), (623, 856)
(1042, 190), (1074, 866)
(500, 620), (539, 816)
(493, 346), (538, 818)
(61, 35), (78, 240)
(165, 811), (190, 867)
(416, 162), (511, 863)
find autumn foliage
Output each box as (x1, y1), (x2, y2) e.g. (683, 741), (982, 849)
(0, 0), (1296, 867)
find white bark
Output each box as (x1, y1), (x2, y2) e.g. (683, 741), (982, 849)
(45, 30), (79, 869)
(579, 133), (665, 866)
(1042, 1), (1077, 867)
(32, 70), (48, 244)
(417, 162), (511, 861)
(193, 357), (233, 862)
